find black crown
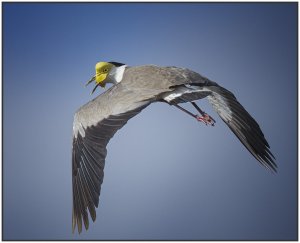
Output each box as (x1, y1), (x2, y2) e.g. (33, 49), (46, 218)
(108, 61), (125, 67)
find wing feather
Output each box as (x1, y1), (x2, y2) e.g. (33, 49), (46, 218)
(72, 104), (149, 233)
(205, 85), (277, 172)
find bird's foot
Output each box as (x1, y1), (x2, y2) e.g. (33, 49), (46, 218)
(196, 113), (216, 126)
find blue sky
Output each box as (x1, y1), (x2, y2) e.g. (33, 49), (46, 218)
(3, 3), (297, 240)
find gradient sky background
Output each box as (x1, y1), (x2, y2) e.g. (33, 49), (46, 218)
(3, 3), (297, 240)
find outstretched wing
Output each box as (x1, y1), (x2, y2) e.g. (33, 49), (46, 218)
(72, 100), (149, 233)
(205, 85), (277, 172)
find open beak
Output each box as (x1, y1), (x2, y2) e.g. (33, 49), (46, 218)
(85, 75), (105, 94)
(85, 76), (95, 87)
(85, 76), (100, 95)
(91, 83), (100, 94)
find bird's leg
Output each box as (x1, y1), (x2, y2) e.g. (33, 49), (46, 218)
(172, 103), (198, 119)
(172, 103), (215, 126)
(190, 102), (216, 126)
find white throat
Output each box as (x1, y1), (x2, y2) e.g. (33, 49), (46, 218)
(108, 65), (127, 84)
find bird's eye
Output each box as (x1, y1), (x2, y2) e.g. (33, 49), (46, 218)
(104, 69), (108, 72)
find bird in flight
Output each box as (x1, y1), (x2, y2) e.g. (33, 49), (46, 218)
(72, 61), (276, 233)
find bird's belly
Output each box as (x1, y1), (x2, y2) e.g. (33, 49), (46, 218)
(162, 85), (210, 104)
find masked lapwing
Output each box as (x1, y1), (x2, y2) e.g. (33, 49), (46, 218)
(72, 61), (276, 233)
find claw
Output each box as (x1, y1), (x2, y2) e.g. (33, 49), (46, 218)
(196, 113), (216, 126)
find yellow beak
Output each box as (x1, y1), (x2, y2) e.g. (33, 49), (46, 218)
(96, 73), (107, 84)
(85, 73), (107, 94)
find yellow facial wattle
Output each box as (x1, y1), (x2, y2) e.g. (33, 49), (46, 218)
(95, 73), (108, 87)
(95, 62), (113, 87)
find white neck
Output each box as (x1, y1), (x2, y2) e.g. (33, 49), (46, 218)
(107, 65), (127, 85)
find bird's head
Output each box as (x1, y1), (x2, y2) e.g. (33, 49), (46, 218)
(95, 62), (114, 86)
(86, 61), (125, 94)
